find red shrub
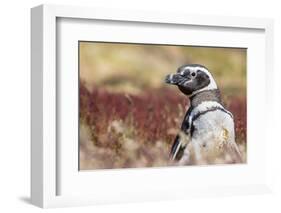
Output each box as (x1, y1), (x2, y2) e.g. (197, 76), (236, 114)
(80, 83), (247, 147)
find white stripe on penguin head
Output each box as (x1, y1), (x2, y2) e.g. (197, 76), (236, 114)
(186, 66), (217, 95)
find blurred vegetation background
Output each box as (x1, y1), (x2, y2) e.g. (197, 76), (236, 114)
(80, 42), (246, 96)
(79, 42), (247, 170)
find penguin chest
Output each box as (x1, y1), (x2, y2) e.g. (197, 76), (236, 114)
(191, 110), (235, 155)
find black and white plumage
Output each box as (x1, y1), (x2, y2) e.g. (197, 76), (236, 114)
(165, 64), (242, 165)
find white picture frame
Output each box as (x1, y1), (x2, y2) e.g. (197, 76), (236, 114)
(31, 4), (274, 208)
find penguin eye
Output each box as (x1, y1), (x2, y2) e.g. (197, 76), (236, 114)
(191, 71), (196, 77)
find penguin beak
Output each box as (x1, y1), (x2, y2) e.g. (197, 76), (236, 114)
(165, 73), (190, 86)
(165, 73), (182, 85)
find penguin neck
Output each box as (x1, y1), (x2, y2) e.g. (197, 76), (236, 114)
(189, 89), (222, 108)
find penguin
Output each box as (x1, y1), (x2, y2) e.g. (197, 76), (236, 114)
(165, 64), (242, 165)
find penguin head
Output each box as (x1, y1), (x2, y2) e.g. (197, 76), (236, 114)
(165, 64), (217, 96)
